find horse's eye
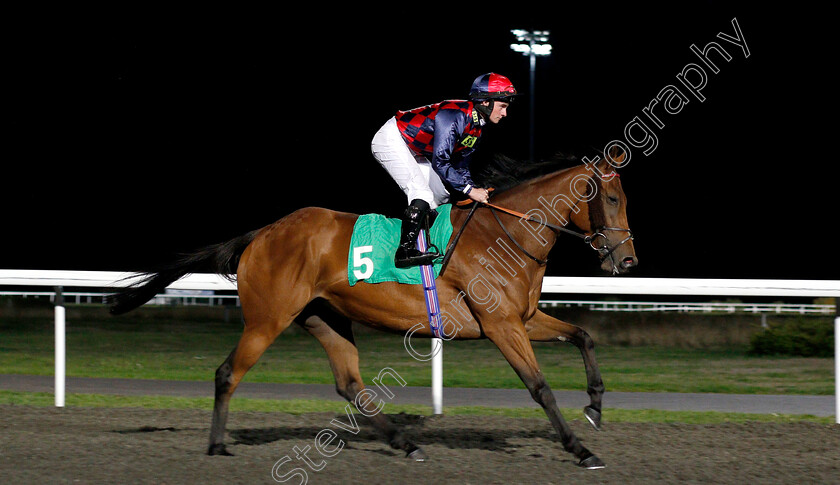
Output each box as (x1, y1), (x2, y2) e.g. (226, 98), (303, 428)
(607, 196), (619, 206)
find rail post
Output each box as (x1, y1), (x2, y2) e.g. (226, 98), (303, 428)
(835, 297), (839, 423)
(432, 339), (443, 414)
(55, 286), (65, 407)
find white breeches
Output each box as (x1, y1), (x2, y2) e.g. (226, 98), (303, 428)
(371, 117), (450, 209)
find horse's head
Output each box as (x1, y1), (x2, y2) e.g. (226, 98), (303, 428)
(569, 154), (638, 275)
(475, 150), (638, 274)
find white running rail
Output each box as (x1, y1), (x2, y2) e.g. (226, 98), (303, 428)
(1, 270), (838, 422)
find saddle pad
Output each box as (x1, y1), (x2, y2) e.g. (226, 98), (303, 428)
(347, 204), (453, 286)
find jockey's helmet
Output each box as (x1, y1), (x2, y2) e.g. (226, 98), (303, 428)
(469, 73), (520, 117)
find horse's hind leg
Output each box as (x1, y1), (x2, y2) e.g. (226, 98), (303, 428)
(296, 302), (425, 460)
(208, 347), (237, 455)
(526, 309), (605, 430)
(208, 322), (286, 455)
(208, 207), (343, 455)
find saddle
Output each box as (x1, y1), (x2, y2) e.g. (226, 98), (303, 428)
(346, 204), (453, 286)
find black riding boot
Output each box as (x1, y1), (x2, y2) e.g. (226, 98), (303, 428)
(395, 199), (438, 268)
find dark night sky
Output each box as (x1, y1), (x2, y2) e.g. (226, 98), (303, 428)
(4, 6), (836, 282)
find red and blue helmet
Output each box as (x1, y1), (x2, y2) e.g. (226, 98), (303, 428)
(469, 73), (520, 102)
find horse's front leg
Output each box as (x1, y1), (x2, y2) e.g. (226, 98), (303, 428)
(525, 309), (604, 430)
(484, 319), (605, 469)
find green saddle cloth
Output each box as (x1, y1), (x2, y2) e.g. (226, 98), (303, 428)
(347, 204), (453, 286)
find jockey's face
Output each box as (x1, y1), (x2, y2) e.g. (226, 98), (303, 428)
(481, 100), (509, 124)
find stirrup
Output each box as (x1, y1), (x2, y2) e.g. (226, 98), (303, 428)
(395, 247), (438, 268)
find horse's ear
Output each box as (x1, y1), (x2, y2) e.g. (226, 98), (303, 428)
(606, 145), (627, 167)
(595, 155), (612, 176)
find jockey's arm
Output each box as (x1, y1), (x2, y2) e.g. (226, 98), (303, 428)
(430, 109), (486, 200)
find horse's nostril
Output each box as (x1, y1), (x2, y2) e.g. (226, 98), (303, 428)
(621, 256), (638, 268)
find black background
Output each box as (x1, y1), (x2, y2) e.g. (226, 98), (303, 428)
(5, 5), (835, 283)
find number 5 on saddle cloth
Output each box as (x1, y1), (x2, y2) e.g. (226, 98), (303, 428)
(347, 205), (454, 338)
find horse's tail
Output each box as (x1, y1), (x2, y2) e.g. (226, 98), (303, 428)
(108, 229), (261, 315)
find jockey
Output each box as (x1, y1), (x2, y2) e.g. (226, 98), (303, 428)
(371, 72), (519, 268)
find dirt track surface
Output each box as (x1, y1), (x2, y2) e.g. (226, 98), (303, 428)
(2, 405), (838, 484)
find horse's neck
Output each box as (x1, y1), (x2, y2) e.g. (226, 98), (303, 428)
(486, 166), (585, 261)
(493, 166), (584, 223)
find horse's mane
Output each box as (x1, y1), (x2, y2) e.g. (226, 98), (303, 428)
(473, 152), (581, 191)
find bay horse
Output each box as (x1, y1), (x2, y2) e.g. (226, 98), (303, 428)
(109, 152), (637, 469)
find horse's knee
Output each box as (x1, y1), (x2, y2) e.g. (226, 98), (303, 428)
(561, 326), (595, 352)
(527, 377), (556, 408)
(335, 379), (363, 402)
(578, 329), (595, 352)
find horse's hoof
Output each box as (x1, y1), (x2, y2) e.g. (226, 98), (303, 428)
(207, 443), (234, 456)
(407, 447), (427, 462)
(583, 406), (602, 431)
(578, 454), (606, 469)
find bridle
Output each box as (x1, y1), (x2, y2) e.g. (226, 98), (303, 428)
(477, 175), (634, 273)
(584, 226), (635, 274)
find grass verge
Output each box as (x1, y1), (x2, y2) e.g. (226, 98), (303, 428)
(0, 390), (833, 425)
(0, 314), (834, 395)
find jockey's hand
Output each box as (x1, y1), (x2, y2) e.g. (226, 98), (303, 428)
(468, 187), (490, 204)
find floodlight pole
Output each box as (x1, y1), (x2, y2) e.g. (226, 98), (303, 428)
(528, 36), (536, 162)
(511, 30), (551, 162)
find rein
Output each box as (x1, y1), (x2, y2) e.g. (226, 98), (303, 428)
(457, 178), (634, 269)
(483, 201), (588, 240)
